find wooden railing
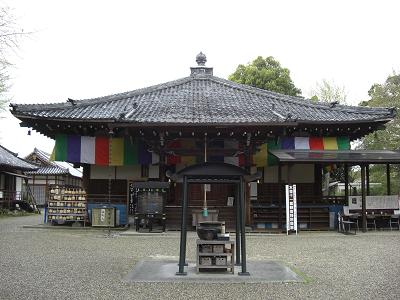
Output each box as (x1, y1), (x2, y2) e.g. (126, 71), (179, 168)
(0, 190), (26, 209)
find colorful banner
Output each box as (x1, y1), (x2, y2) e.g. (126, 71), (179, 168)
(337, 136), (350, 150)
(80, 136), (95, 164)
(95, 136), (109, 166)
(181, 156), (196, 165)
(51, 135), (153, 166)
(253, 136), (351, 167)
(67, 135), (81, 163)
(123, 137), (138, 166)
(51, 135), (351, 168)
(309, 137), (324, 150)
(253, 143), (268, 167)
(110, 138), (124, 166)
(294, 137), (310, 150)
(323, 137), (338, 150)
(54, 134), (67, 161)
(281, 137), (295, 150)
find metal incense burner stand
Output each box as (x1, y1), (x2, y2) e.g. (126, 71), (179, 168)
(196, 221), (235, 273)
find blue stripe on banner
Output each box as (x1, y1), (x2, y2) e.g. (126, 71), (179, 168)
(67, 135), (81, 163)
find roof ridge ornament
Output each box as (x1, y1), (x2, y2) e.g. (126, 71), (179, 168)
(196, 52), (207, 66)
(191, 52), (213, 77)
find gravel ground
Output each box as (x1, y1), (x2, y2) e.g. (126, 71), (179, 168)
(1, 214), (400, 300)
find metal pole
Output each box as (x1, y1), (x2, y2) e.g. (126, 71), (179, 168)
(344, 164), (349, 203)
(361, 164), (367, 232)
(235, 182), (241, 266)
(238, 177), (250, 276)
(386, 164), (391, 195)
(203, 135), (208, 215)
(366, 164), (370, 196)
(176, 175), (188, 275)
(278, 163), (282, 229)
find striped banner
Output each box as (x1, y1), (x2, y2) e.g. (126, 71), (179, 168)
(51, 135), (351, 168)
(80, 136), (95, 164)
(253, 143), (268, 167)
(253, 136), (351, 167)
(110, 138), (124, 166)
(51, 135), (152, 166)
(54, 134), (67, 161)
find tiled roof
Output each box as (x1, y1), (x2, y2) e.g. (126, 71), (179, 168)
(0, 145), (38, 171)
(25, 166), (69, 176)
(10, 71), (395, 125)
(24, 148), (82, 178)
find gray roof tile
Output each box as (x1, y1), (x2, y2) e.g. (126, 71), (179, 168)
(0, 145), (38, 171)
(10, 74), (395, 125)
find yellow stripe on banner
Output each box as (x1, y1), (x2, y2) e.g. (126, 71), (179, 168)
(323, 137), (338, 150)
(50, 146), (56, 161)
(181, 139), (196, 149)
(253, 143), (268, 167)
(181, 156), (196, 166)
(110, 138), (124, 166)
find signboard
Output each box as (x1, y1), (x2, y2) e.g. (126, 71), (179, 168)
(285, 184), (298, 235)
(348, 195), (400, 210)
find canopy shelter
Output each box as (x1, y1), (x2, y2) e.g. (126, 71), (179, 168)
(167, 162), (261, 276)
(270, 149), (400, 232)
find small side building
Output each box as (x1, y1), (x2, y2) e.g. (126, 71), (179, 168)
(0, 144), (38, 211)
(24, 148), (82, 206)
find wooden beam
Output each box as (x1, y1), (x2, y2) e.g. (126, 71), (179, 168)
(366, 165), (370, 196)
(386, 164), (391, 195)
(361, 164), (367, 232)
(344, 164), (349, 204)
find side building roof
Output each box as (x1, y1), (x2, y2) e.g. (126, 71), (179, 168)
(24, 148), (82, 178)
(0, 145), (38, 171)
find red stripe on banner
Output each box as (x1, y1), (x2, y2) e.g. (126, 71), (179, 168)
(309, 137), (324, 150)
(238, 154), (245, 166)
(166, 154), (181, 165)
(95, 137), (109, 165)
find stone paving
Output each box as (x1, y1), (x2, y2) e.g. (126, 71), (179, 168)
(1, 214), (400, 299)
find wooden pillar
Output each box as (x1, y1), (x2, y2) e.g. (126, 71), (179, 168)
(245, 183), (251, 225)
(366, 165), (370, 196)
(176, 175), (188, 276)
(159, 147), (165, 182)
(386, 164), (391, 195)
(361, 164), (367, 232)
(82, 165), (90, 191)
(344, 164), (349, 204)
(315, 164), (322, 203)
(45, 175), (49, 204)
(244, 137), (251, 225)
(278, 163), (282, 230)
(235, 182), (241, 265)
(238, 176), (249, 276)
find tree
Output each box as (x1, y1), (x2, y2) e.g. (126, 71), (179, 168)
(359, 73), (400, 150)
(309, 79), (347, 104)
(229, 56), (301, 96)
(358, 73), (400, 195)
(0, 6), (28, 113)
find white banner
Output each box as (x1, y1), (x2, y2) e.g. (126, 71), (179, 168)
(285, 184), (298, 234)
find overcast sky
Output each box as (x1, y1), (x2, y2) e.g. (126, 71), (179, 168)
(1, 0), (399, 156)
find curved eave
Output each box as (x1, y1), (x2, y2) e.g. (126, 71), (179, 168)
(11, 113), (116, 123)
(12, 114), (393, 128)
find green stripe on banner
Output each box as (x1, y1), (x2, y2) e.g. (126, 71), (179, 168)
(55, 134), (67, 161)
(337, 136), (350, 150)
(124, 137), (138, 165)
(267, 140), (280, 166)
